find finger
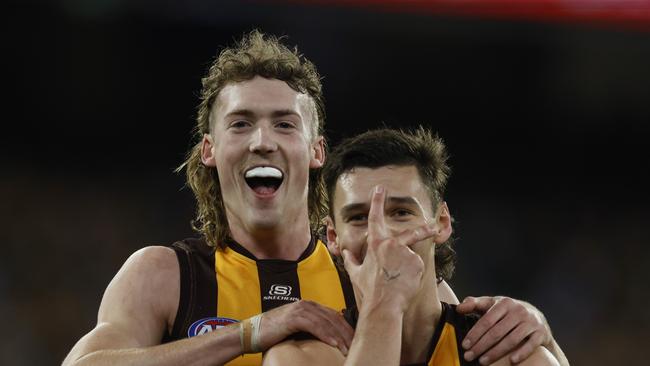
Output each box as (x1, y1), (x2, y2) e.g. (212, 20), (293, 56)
(296, 303), (353, 355)
(294, 313), (340, 349)
(367, 185), (387, 241)
(462, 299), (508, 351)
(466, 315), (522, 363)
(509, 330), (545, 364)
(319, 305), (355, 349)
(457, 296), (497, 315)
(456, 296), (478, 314)
(395, 223), (438, 247)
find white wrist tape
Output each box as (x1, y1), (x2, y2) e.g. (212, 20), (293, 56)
(250, 314), (263, 353)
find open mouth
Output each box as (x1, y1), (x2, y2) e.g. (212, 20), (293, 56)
(244, 166), (284, 195)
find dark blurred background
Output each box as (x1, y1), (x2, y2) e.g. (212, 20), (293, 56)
(3, 0), (649, 364)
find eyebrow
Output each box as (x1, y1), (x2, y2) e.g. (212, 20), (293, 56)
(225, 109), (301, 119)
(339, 196), (420, 217)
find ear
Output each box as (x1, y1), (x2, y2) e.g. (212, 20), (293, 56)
(201, 133), (217, 167)
(325, 216), (340, 256)
(309, 136), (325, 169)
(433, 202), (452, 244)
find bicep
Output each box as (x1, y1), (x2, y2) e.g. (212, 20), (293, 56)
(263, 339), (344, 366)
(64, 246), (178, 364)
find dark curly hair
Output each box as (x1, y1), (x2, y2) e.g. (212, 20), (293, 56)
(323, 127), (457, 282)
(177, 30), (327, 248)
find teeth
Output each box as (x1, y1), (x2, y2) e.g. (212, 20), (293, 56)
(245, 166), (283, 179)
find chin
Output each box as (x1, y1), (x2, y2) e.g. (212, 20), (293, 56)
(249, 216), (282, 231)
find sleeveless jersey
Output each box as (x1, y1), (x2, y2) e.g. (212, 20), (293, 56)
(343, 302), (480, 366)
(164, 236), (355, 366)
(421, 302), (480, 366)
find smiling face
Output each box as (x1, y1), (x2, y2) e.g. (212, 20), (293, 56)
(327, 165), (451, 266)
(201, 76), (324, 236)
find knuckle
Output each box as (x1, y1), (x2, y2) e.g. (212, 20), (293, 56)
(504, 333), (520, 349)
(501, 297), (515, 307)
(471, 339), (489, 354)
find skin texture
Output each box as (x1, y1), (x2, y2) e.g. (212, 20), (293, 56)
(200, 76), (324, 260)
(262, 166), (560, 366)
(63, 77), (565, 365)
(62, 77), (352, 366)
(457, 296), (569, 366)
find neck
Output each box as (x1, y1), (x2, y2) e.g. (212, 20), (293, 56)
(227, 212), (312, 260)
(399, 257), (442, 365)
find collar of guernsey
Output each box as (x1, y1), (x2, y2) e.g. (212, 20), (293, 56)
(216, 233), (353, 318)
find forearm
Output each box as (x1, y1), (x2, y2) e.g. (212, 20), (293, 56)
(64, 326), (242, 366)
(344, 304), (403, 366)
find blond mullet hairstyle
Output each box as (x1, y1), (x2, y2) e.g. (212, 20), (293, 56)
(177, 30), (327, 249)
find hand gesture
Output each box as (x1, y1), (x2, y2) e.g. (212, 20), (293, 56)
(342, 185), (438, 312)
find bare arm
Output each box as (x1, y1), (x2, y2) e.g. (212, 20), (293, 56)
(340, 186), (433, 366)
(62, 246), (244, 366)
(262, 301), (405, 366)
(63, 246), (354, 366)
(263, 340), (344, 366)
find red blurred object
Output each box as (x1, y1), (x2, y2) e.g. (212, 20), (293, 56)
(283, 0), (650, 31)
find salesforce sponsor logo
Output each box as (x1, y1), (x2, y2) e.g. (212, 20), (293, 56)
(188, 317), (238, 337)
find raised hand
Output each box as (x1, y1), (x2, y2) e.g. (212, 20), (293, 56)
(342, 185), (437, 312)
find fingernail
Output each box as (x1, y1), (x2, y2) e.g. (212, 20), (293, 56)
(479, 356), (489, 365)
(464, 351), (474, 361)
(375, 185), (383, 193)
(462, 339), (471, 349)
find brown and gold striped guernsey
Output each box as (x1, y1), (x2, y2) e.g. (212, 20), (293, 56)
(421, 302), (480, 366)
(163, 236), (355, 366)
(342, 302), (480, 366)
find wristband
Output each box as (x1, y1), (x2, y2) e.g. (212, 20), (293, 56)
(240, 318), (253, 353)
(240, 315), (263, 354)
(250, 314), (263, 353)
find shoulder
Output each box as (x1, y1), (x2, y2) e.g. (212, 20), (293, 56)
(491, 347), (560, 366)
(99, 246), (179, 325)
(115, 246), (179, 283)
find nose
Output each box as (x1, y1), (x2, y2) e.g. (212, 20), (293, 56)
(249, 125), (278, 154)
